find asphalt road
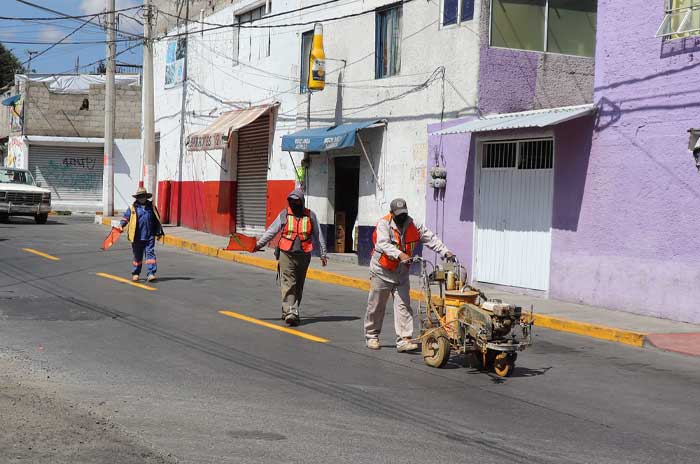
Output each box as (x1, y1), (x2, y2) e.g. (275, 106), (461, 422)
(0, 217), (699, 464)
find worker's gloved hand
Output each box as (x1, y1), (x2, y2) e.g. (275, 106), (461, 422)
(398, 252), (411, 263)
(444, 252), (456, 262)
(253, 243), (264, 252)
(321, 256), (328, 267)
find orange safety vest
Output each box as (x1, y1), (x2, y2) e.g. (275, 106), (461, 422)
(278, 207), (314, 253)
(372, 214), (421, 271)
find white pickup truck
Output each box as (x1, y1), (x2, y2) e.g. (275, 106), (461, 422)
(0, 167), (51, 224)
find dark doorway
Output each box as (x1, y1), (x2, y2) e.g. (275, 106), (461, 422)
(334, 156), (360, 253)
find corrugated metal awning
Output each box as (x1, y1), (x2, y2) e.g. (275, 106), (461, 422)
(187, 104), (273, 151)
(432, 104), (596, 135)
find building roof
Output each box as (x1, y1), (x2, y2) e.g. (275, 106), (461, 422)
(432, 104), (596, 135)
(15, 74), (140, 95)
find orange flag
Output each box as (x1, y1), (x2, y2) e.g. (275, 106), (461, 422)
(224, 232), (257, 252)
(101, 227), (123, 251)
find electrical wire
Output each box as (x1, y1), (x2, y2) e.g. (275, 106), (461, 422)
(6, 2), (142, 21)
(19, 16), (97, 67)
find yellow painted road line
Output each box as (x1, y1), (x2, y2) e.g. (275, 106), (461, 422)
(96, 272), (157, 291)
(22, 248), (60, 261)
(218, 310), (330, 343)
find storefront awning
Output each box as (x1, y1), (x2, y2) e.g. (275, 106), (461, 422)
(187, 104), (273, 151)
(2, 95), (21, 106)
(281, 119), (386, 152)
(432, 104), (596, 135)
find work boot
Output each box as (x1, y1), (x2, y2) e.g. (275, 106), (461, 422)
(284, 313), (300, 327)
(147, 274), (156, 283)
(131, 274), (139, 282)
(397, 339), (419, 353)
(366, 339), (380, 350)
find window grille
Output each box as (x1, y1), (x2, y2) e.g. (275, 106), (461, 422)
(482, 139), (553, 170)
(656, 1), (700, 39)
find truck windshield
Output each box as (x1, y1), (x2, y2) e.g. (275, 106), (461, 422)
(0, 169), (36, 186)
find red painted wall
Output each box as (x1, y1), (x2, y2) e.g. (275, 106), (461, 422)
(266, 180), (295, 226)
(160, 180), (237, 236)
(158, 179), (294, 236)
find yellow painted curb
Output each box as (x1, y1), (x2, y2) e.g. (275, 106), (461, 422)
(528, 314), (647, 347)
(97, 220), (648, 348)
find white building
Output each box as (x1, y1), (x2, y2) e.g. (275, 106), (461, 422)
(152, 0), (481, 261)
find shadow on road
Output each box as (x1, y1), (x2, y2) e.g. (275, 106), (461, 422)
(151, 277), (194, 283)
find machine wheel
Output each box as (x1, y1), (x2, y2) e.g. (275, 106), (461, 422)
(492, 352), (515, 378)
(35, 213), (48, 224)
(422, 329), (450, 368)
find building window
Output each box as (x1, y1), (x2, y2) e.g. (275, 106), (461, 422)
(235, 3), (271, 62)
(490, 0), (596, 57)
(165, 37), (187, 87)
(657, 1), (700, 39)
(375, 4), (402, 79)
(300, 30), (313, 93)
(443, 0), (475, 26)
(482, 139), (553, 170)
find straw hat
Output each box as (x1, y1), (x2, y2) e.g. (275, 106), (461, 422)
(132, 186), (153, 198)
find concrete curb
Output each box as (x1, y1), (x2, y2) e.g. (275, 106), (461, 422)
(99, 217), (648, 348)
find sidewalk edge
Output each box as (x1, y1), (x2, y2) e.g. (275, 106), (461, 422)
(100, 218), (648, 348)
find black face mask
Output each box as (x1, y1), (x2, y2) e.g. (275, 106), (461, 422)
(394, 213), (408, 226)
(289, 202), (304, 216)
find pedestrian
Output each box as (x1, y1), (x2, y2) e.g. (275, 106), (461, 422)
(255, 189), (327, 326)
(365, 198), (454, 352)
(119, 186), (164, 283)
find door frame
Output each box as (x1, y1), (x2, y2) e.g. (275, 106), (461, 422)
(472, 130), (556, 291)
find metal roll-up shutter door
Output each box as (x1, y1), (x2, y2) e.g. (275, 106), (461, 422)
(236, 112), (270, 234)
(29, 145), (104, 206)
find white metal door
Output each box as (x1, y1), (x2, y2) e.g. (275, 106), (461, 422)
(236, 112), (270, 234)
(29, 144), (104, 207)
(475, 139), (554, 291)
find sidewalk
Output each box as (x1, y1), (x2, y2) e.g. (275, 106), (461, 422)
(97, 216), (700, 356)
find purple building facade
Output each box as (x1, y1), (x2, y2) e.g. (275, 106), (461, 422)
(426, 1), (700, 324)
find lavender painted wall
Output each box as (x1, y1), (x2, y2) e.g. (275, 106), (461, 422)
(477, 0), (595, 114)
(424, 119), (476, 273)
(548, 0), (700, 323)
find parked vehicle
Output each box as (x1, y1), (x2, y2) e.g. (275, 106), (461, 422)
(0, 168), (51, 224)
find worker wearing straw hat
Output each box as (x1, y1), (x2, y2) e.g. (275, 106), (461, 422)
(119, 186), (164, 282)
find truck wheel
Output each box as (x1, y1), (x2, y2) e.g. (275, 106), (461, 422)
(35, 213), (48, 224)
(422, 329), (450, 368)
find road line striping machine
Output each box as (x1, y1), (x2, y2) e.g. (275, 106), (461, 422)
(409, 256), (533, 377)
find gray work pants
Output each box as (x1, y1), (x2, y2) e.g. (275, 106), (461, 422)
(364, 274), (414, 342)
(279, 251), (311, 316)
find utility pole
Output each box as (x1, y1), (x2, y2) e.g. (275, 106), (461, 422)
(26, 50), (38, 73)
(142, 0), (156, 195)
(176, 0), (190, 226)
(102, 0), (116, 216)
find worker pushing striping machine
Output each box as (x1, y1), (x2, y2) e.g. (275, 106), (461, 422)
(409, 256), (533, 377)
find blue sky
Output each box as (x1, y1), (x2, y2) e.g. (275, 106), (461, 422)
(1, 1), (143, 74)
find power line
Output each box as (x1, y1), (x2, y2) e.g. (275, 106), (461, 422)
(7, 1), (142, 21)
(12, 0), (144, 40)
(19, 16), (97, 67)
(158, 0), (416, 38)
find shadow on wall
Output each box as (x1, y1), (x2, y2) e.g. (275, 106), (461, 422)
(551, 117), (594, 232)
(660, 36), (700, 59)
(459, 136), (477, 223)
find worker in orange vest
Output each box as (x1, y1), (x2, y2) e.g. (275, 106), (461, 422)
(255, 189), (327, 326)
(365, 198), (454, 352)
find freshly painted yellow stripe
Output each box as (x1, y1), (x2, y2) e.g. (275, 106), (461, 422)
(98, 220), (647, 348)
(218, 310), (329, 343)
(528, 313), (647, 347)
(96, 272), (157, 291)
(22, 248), (60, 261)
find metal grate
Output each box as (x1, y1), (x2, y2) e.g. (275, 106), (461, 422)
(483, 141), (517, 168)
(6, 192), (42, 205)
(518, 139), (553, 170)
(482, 139), (553, 170)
